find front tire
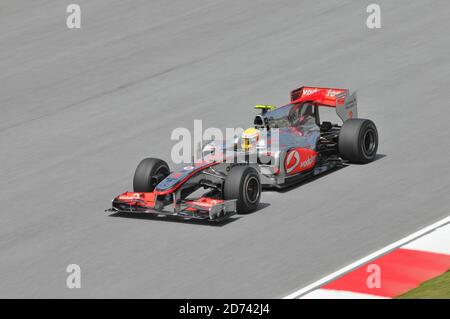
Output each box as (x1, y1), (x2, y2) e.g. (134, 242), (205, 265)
(224, 166), (261, 214)
(338, 119), (378, 164)
(133, 158), (170, 192)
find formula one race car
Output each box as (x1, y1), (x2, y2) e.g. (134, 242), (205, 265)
(106, 86), (378, 222)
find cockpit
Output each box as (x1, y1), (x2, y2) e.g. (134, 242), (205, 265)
(255, 102), (317, 129)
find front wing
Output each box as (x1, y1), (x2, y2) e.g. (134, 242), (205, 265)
(105, 192), (237, 222)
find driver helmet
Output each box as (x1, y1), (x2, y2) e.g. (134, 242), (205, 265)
(241, 127), (260, 151)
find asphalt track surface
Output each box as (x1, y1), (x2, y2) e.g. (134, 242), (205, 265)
(0, 1), (449, 298)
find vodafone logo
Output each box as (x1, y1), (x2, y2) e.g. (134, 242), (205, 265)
(190, 199), (220, 207)
(302, 88), (318, 96)
(300, 154), (317, 168)
(285, 150), (301, 174)
(326, 89), (343, 97)
(195, 200), (217, 207)
(119, 193), (141, 200)
(302, 88), (344, 98)
(285, 149), (318, 174)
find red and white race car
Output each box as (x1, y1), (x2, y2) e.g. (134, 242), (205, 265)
(106, 86), (378, 222)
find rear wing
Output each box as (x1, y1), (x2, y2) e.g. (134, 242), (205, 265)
(290, 86), (357, 122)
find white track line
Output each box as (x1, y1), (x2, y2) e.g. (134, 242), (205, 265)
(283, 215), (450, 299)
(402, 223), (450, 255)
(300, 289), (389, 299)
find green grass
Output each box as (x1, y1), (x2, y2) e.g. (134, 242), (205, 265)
(397, 271), (450, 299)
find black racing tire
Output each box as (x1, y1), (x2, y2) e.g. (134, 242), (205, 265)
(224, 166), (261, 214)
(133, 158), (170, 192)
(338, 119), (378, 164)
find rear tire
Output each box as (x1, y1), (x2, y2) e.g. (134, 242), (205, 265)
(338, 119), (378, 164)
(224, 166), (261, 214)
(133, 158), (170, 192)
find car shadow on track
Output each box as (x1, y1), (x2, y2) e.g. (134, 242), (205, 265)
(243, 202), (271, 215)
(267, 153), (387, 194)
(350, 153), (387, 165)
(107, 202), (271, 226)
